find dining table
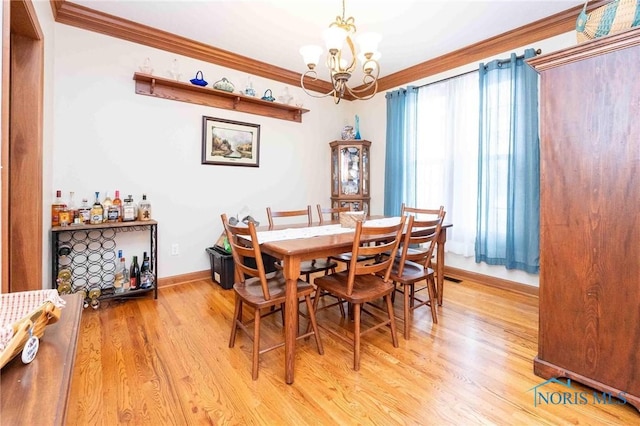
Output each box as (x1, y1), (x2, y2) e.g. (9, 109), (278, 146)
(255, 217), (452, 384)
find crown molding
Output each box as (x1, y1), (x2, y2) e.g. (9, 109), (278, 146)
(50, 0), (610, 101)
(50, 0), (334, 95)
(370, 0), (610, 92)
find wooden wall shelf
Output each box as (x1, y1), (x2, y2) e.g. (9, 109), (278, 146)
(133, 73), (310, 123)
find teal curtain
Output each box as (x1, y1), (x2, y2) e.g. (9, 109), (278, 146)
(476, 49), (540, 273)
(384, 86), (418, 216)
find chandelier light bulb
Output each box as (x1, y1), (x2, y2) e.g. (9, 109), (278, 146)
(323, 26), (349, 51)
(300, 45), (323, 69)
(356, 32), (381, 57)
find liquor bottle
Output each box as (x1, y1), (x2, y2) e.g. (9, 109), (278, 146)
(114, 250), (125, 294)
(122, 195), (137, 222)
(111, 190), (123, 222)
(102, 191), (112, 222)
(137, 194), (152, 221)
(90, 192), (103, 224)
(68, 191), (78, 224)
(129, 255), (140, 290)
(58, 199), (71, 227)
(78, 198), (92, 224)
(51, 190), (66, 227)
(139, 252), (153, 289)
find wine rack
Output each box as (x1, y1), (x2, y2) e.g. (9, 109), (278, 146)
(51, 220), (158, 308)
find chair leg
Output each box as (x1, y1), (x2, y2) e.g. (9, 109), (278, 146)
(252, 307), (261, 380)
(326, 266), (346, 317)
(353, 303), (361, 371)
(426, 275), (438, 324)
(403, 283), (412, 340)
(229, 295), (242, 348)
(304, 294), (324, 355)
(385, 294), (399, 348)
(306, 288), (322, 335)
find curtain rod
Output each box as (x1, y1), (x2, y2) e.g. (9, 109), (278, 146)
(495, 48), (542, 65)
(416, 48), (542, 89)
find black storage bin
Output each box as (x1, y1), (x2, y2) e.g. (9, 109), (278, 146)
(206, 246), (278, 290)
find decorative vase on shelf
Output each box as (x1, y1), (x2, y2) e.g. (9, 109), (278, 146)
(244, 76), (256, 97)
(139, 57), (153, 75)
(341, 125), (355, 140)
(168, 58), (181, 81)
(354, 115), (362, 140)
(278, 87), (293, 105)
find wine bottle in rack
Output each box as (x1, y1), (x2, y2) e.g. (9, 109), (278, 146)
(129, 255), (140, 290)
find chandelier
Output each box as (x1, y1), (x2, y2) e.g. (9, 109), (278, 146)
(299, 0), (381, 104)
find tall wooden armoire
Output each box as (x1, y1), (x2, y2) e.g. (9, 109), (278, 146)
(528, 28), (640, 411)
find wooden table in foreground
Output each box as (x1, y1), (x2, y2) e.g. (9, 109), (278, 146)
(1, 292), (83, 425)
(259, 220), (451, 384)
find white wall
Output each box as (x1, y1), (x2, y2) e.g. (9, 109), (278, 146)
(48, 23), (349, 283)
(40, 5), (577, 288)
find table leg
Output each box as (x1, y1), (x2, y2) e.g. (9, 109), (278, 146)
(282, 255), (301, 384)
(436, 227), (448, 306)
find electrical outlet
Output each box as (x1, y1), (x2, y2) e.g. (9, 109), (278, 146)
(171, 244), (179, 256)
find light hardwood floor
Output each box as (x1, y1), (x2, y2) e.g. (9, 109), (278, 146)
(67, 277), (638, 425)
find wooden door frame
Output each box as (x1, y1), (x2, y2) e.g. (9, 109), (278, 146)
(1, 0), (44, 293)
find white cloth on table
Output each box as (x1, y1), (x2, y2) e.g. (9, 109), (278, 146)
(251, 217), (403, 244)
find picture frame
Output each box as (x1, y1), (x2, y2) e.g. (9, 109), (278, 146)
(201, 116), (260, 167)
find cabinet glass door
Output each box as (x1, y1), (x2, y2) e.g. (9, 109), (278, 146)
(340, 146), (361, 196)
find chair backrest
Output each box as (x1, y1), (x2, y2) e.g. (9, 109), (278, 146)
(221, 213), (273, 300)
(316, 204), (350, 224)
(396, 205), (445, 277)
(344, 216), (406, 296)
(266, 206), (312, 229)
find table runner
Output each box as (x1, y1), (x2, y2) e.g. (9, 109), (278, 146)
(254, 217), (402, 244)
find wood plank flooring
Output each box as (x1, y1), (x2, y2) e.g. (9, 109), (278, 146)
(66, 278), (639, 425)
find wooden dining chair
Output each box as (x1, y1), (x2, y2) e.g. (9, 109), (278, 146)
(389, 205), (445, 339)
(221, 213), (323, 380)
(400, 203), (447, 303)
(315, 204), (353, 316)
(312, 216), (405, 371)
(266, 206), (338, 282)
(317, 204), (377, 269)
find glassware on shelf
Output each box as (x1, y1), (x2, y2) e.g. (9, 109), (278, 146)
(169, 58), (181, 81)
(139, 57), (153, 74)
(244, 76), (256, 97)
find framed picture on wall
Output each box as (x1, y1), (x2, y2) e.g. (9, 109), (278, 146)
(201, 116), (260, 167)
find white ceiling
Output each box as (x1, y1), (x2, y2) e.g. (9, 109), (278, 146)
(72, 0), (586, 80)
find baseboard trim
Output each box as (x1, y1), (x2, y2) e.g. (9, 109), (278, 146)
(157, 270), (210, 288)
(158, 266), (539, 298)
(444, 265), (539, 297)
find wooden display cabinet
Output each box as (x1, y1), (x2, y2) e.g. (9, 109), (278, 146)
(330, 140), (371, 214)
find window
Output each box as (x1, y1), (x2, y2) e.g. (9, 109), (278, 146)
(415, 71), (479, 256)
